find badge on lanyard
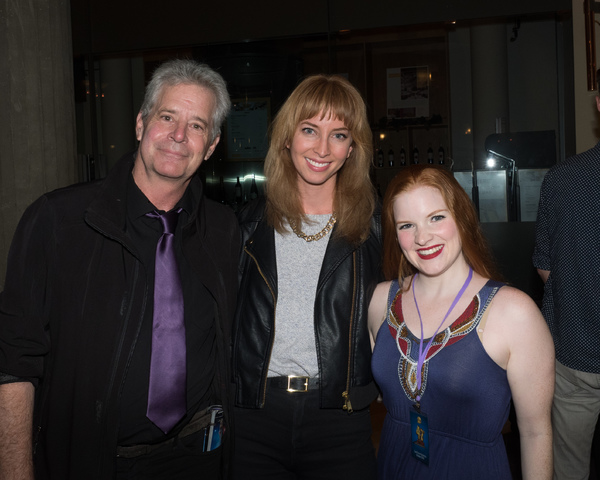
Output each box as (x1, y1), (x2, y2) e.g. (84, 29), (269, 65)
(410, 406), (430, 465)
(407, 268), (472, 466)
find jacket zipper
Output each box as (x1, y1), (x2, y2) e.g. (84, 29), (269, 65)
(342, 251), (357, 413)
(244, 245), (277, 406)
(100, 261), (142, 473)
(86, 220), (144, 474)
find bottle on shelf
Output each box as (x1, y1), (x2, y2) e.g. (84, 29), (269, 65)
(438, 145), (445, 165)
(250, 174), (258, 200)
(427, 145), (434, 164)
(412, 147), (419, 164)
(388, 148), (395, 167)
(234, 176), (243, 206)
(377, 148), (384, 168)
(399, 146), (406, 166)
(218, 176), (227, 204)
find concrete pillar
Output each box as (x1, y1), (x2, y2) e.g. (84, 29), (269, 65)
(0, 0), (77, 287)
(470, 23), (510, 166)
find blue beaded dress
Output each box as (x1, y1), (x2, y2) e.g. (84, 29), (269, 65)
(372, 279), (512, 479)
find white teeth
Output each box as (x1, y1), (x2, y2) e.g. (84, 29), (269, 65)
(306, 157), (329, 168)
(419, 245), (442, 256)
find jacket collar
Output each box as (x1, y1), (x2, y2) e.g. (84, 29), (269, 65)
(84, 152), (135, 246)
(317, 227), (357, 291)
(245, 215), (279, 292)
(245, 211), (360, 293)
(84, 151), (205, 251)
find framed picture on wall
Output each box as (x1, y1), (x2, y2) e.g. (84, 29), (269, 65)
(387, 66), (430, 118)
(226, 98), (270, 160)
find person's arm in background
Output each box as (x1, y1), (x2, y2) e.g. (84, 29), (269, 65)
(537, 269), (550, 284)
(0, 380), (35, 480)
(532, 172), (552, 287)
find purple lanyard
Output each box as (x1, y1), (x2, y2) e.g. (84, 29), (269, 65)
(412, 266), (473, 402)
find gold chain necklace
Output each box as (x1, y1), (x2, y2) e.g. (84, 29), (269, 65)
(290, 213), (337, 242)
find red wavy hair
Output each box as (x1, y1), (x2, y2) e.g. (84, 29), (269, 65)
(382, 165), (500, 282)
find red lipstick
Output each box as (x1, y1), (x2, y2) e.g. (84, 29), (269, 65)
(417, 245), (443, 260)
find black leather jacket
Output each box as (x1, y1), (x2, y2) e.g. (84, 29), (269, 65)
(232, 198), (382, 411)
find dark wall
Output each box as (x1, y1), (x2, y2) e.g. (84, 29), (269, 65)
(330, 0), (570, 31)
(482, 222), (544, 305)
(70, 0), (571, 56)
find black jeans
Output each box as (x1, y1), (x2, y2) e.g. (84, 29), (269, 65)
(232, 386), (377, 480)
(115, 429), (222, 479)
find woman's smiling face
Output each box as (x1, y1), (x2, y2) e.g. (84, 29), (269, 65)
(287, 111), (353, 194)
(393, 185), (465, 278)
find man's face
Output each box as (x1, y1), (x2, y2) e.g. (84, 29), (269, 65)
(134, 83), (220, 187)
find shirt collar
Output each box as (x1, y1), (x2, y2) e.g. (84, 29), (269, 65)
(127, 173), (196, 220)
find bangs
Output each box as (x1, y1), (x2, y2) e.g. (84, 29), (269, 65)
(291, 79), (361, 132)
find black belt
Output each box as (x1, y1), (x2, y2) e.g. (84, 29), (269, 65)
(268, 375), (319, 392)
(116, 407), (212, 458)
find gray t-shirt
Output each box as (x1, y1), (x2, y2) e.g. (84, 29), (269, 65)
(268, 214), (332, 378)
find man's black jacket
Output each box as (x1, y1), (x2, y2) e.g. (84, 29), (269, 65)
(0, 154), (240, 478)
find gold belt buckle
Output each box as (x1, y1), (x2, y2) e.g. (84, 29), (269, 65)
(287, 375), (309, 393)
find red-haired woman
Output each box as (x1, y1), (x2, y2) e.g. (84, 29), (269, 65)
(369, 165), (554, 479)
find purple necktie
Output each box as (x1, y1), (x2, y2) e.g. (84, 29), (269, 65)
(146, 209), (186, 433)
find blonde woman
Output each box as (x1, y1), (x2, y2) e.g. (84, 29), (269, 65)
(232, 74), (382, 479)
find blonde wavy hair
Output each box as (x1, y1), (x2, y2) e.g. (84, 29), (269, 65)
(264, 74), (375, 245)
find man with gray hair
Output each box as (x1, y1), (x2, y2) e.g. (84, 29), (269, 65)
(0, 59), (239, 479)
